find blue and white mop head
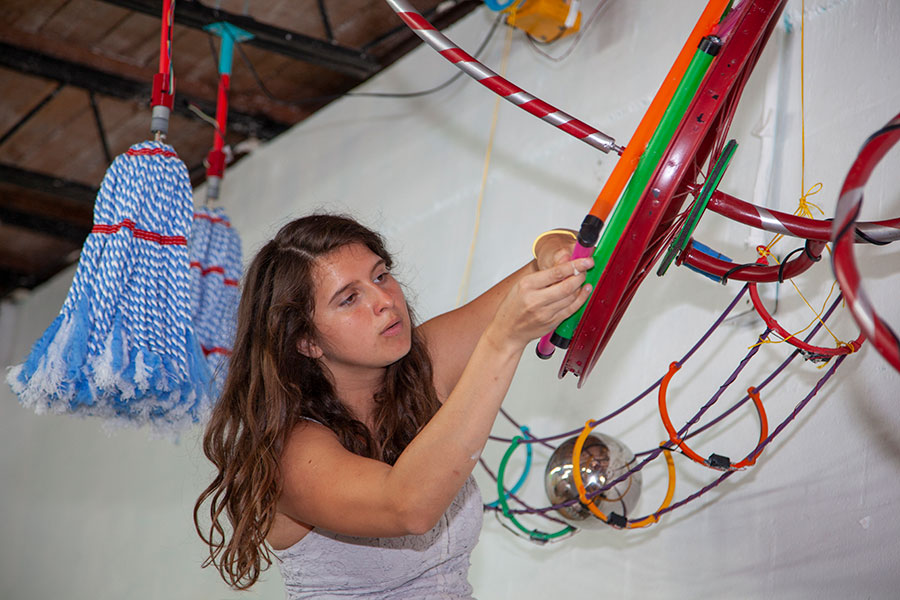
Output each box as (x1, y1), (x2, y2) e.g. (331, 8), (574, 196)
(189, 205), (242, 392)
(6, 140), (214, 435)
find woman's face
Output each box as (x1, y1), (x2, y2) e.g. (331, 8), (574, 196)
(303, 242), (412, 382)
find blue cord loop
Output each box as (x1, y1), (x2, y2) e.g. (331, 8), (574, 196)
(487, 426), (534, 508)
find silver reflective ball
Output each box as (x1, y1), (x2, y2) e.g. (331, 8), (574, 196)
(544, 432), (641, 529)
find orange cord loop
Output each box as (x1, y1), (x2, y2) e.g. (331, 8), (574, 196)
(571, 419), (677, 529)
(658, 363), (769, 472)
(626, 448), (676, 529)
(572, 420), (610, 523)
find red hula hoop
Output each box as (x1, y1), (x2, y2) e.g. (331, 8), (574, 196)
(747, 253), (864, 360)
(680, 239), (826, 282)
(706, 189), (900, 243)
(831, 113), (900, 372)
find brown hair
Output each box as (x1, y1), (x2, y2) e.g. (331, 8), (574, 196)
(193, 214), (441, 589)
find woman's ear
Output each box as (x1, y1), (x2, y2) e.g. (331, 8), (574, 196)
(297, 338), (323, 359)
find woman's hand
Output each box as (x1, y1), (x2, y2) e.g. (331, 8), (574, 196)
(485, 256), (594, 353)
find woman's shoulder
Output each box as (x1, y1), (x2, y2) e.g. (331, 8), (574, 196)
(284, 416), (335, 447)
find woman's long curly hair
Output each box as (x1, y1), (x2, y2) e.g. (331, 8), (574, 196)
(193, 214), (441, 589)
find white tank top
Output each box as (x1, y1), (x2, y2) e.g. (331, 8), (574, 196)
(272, 477), (483, 599)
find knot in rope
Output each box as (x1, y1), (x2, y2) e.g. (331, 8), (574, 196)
(795, 182), (824, 219)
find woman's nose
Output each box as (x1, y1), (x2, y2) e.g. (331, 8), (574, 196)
(371, 284), (395, 312)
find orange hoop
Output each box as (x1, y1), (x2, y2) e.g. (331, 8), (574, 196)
(658, 362), (768, 471)
(571, 420), (677, 528)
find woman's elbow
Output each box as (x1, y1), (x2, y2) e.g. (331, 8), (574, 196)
(392, 494), (444, 536)
(400, 511), (442, 536)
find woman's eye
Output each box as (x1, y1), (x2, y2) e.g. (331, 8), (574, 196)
(340, 293), (356, 306)
(375, 271), (389, 283)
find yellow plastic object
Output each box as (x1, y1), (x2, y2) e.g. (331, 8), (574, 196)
(509, 0), (582, 42)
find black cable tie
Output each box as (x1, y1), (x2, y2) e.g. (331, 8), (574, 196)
(799, 349), (832, 364)
(607, 512), (628, 529)
(550, 332), (571, 350)
(578, 214), (603, 247)
(528, 531), (550, 545)
(720, 261), (759, 285)
(699, 35), (723, 56)
(803, 240), (822, 262)
(778, 247), (804, 283)
(707, 453), (731, 470)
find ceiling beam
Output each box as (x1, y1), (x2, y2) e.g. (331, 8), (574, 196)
(97, 0), (380, 79)
(0, 42), (290, 141)
(0, 267), (43, 296)
(0, 41), (290, 141)
(0, 205), (90, 245)
(0, 164), (97, 206)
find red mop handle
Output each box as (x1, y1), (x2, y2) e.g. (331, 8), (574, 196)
(206, 73), (230, 178)
(152, 0), (175, 112)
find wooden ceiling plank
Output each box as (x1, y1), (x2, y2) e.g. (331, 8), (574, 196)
(257, 0), (328, 40)
(230, 43), (349, 107)
(40, 0), (132, 47)
(2, 0), (69, 33)
(0, 224), (79, 273)
(0, 182), (93, 227)
(95, 11), (164, 68)
(0, 204), (90, 244)
(0, 67), (61, 140)
(15, 90), (112, 185)
(174, 27), (224, 87)
(0, 87), (89, 166)
(327, 0), (403, 49)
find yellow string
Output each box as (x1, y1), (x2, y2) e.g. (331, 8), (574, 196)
(456, 12), (516, 307)
(800, 0), (806, 197)
(751, 2), (850, 357)
(762, 183), (823, 256)
(749, 248), (848, 358)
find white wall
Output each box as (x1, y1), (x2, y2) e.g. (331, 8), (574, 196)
(3, 1), (899, 598)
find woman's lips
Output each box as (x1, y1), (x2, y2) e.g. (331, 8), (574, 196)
(381, 320), (402, 336)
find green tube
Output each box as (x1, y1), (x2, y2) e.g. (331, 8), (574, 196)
(554, 38), (720, 343)
(496, 436), (574, 541)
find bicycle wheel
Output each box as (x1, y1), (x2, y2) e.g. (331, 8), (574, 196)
(561, 0), (788, 384)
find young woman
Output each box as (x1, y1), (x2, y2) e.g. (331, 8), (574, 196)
(194, 214), (592, 598)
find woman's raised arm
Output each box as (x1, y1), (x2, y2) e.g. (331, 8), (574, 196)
(277, 255), (593, 538)
(419, 230), (578, 398)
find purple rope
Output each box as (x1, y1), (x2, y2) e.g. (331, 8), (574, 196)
(673, 327), (772, 441)
(652, 354), (846, 520)
(479, 458), (570, 526)
(682, 293), (845, 441)
(579, 297), (846, 511)
(486, 285), (752, 515)
(489, 285), (750, 447)
(488, 292), (848, 518)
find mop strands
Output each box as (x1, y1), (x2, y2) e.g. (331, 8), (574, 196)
(189, 206), (242, 392)
(5, 1), (217, 435)
(6, 141), (215, 434)
(186, 22), (250, 392)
